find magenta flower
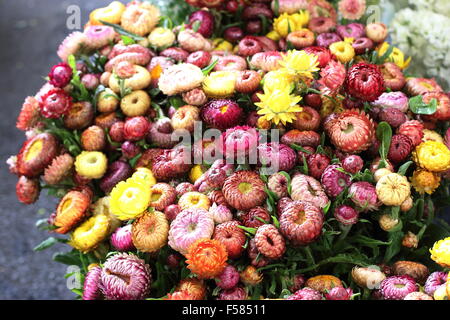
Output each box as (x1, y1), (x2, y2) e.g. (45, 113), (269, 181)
(100, 253), (151, 300)
(110, 225), (135, 252)
(348, 181), (380, 212)
(82, 266), (103, 300)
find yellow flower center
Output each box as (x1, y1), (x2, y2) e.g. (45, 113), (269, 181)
(25, 139), (43, 162)
(238, 182), (252, 194)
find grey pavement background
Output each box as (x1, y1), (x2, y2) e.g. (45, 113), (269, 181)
(0, 0), (448, 300)
(0, 0), (112, 300)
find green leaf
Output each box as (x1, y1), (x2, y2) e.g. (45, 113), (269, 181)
(409, 95), (437, 115)
(273, 0), (280, 16)
(323, 202), (331, 214)
(290, 144), (313, 154)
(202, 59), (219, 75)
(376, 121), (392, 162)
(53, 250), (82, 266)
(33, 237), (65, 251)
(99, 20), (145, 41)
(397, 161), (413, 176)
(237, 225), (257, 235)
(384, 231), (404, 263)
(120, 35), (136, 45)
(168, 96), (185, 109)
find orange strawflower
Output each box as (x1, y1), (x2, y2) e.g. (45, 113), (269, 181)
(185, 239), (228, 279)
(175, 278), (207, 300)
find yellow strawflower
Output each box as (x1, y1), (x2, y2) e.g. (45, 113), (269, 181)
(74, 151), (108, 179)
(262, 68), (296, 93)
(330, 41), (355, 64)
(413, 141), (450, 172)
(279, 50), (319, 80)
(430, 237), (450, 268)
(110, 178), (151, 221)
(131, 167), (157, 187)
(189, 165), (206, 184)
(203, 71), (237, 98)
(179, 192), (211, 211)
(266, 30), (281, 41)
(273, 11), (309, 37)
(410, 169), (441, 195)
(213, 38), (233, 52)
(377, 42), (411, 70)
(255, 89), (303, 125)
(69, 215), (110, 253)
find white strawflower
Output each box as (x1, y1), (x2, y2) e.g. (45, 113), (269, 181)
(158, 63), (205, 96)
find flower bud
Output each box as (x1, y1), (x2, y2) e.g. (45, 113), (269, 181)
(366, 23), (388, 43)
(402, 231), (419, 249)
(148, 27), (175, 48)
(352, 266), (386, 289)
(81, 125), (106, 151)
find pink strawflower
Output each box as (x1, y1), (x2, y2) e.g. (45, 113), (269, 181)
(318, 60), (346, 93)
(82, 266), (103, 300)
(218, 286), (248, 300)
(348, 181), (380, 212)
(424, 271), (448, 296)
(209, 203), (233, 224)
(380, 275), (418, 300)
(257, 143), (297, 172)
(321, 164), (351, 198)
(100, 253), (152, 300)
(168, 208), (215, 255)
(110, 225), (135, 251)
(338, 0), (367, 21)
(57, 31), (87, 62)
(84, 25), (116, 49)
(334, 205), (359, 225)
(325, 287), (353, 300)
(372, 92), (409, 113)
(222, 126), (259, 162)
(216, 265), (240, 290)
(287, 287), (323, 300)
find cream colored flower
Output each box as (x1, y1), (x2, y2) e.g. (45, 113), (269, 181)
(159, 63), (205, 96)
(376, 173), (411, 206)
(148, 27), (175, 48)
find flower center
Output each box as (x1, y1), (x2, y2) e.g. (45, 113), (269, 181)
(238, 182), (252, 194)
(151, 192), (161, 202)
(294, 211), (306, 225)
(220, 105), (229, 114)
(25, 139), (43, 161)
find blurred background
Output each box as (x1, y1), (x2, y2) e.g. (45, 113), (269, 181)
(0, 0), (448, 300)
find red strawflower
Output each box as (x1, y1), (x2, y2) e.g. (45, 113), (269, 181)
(304, 46), (332, 68)
(16, 176), (40, 205)
(241, 206), (270, 229)
(213, 220), (246, 259)
(279, 200), (324, 246)
(201, 99), (243, 130)
(307, 153), (331, 180)
(342, 155), (364, 174)
(324, 109), (376, 153)
(398, 120), (424, 147)
(123, 116), (150, 141)
(39, 88), (72, 119)
(388, 134), (413, 163)
(345, 62), (385, 102)
(48, 62), (73, 88)
(254, 224), (286, 260)
(185, 239), (228, 279)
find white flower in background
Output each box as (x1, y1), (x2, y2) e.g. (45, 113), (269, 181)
(390, 7), (450, 89)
